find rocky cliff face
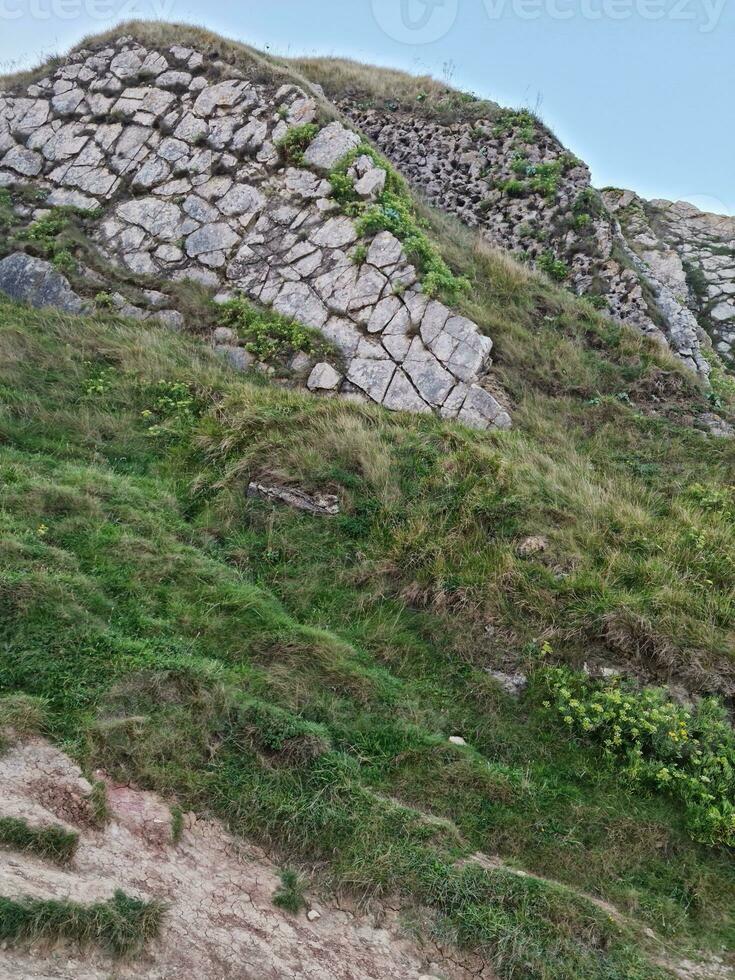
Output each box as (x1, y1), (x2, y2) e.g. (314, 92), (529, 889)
(605, 191), (735, 367)
(0, 36), (510, 430)
(336, 97), (721, 379)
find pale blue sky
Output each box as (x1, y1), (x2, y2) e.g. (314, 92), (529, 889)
(2, 0), (733, 213)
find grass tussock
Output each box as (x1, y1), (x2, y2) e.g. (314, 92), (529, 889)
(0, 817), (78, 864)
(0, 890), (164, 958)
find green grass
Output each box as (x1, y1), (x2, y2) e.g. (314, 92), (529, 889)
(0, 890), (164, 957)
(273, 869), (308, 914)
(0, 817), (78, 864)
(0, 296), (733, 977)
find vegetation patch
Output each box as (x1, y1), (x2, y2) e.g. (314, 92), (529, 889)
(325, 143), (469, 301)
(0, 816), (79, 864)
(276, 123), (319, 165)
(216, 296), (333, 364)
(272, 869), (308, 914)
(0, 190), (734, 975)
(543, 668), (735, 847)
(0, 890), (164, 958)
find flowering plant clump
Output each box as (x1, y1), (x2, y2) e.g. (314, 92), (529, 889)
(141, 380), (205, 438)
(542, 667), (735, 847)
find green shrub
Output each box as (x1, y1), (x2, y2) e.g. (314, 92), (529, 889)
(328, 170), (357, 207)
(499, 179), (526, 198)
(355, 191), (468, 300)
(542, 668), (735, 847)
(216, 297), (329, 362)
(140, 379), (206, 438)
(276, 123), (319, 165)
(529, 161), (563, 199)
(537, 251), (570, 282)
(324, 145), (467, 301)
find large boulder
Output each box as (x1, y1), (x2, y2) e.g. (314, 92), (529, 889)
(0, 252), (85, 314)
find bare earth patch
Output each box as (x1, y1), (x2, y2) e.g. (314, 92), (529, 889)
(0, 739), (493, 979)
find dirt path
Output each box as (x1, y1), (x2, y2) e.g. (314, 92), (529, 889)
(0, 739), (493, 979)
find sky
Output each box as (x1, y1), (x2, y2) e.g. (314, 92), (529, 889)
(1, 0), (732, 214)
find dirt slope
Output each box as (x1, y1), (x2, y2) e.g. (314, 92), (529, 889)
(0, 739), (493, 979)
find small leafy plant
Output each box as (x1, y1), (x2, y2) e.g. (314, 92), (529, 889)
(272, 869), (307, 914)
(140, 379), (205, 438)
(276, 123), (319, 165)
(217, 297), (329, 363)
(537, 251), (570, 282)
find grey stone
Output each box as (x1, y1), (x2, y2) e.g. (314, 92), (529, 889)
(47, 188), (98, 210)
(193, 80), (255, 117)
(150, 310), (185, 331)
(367, 231), (404, 270)
(307, 362), (342, 391)
(51, 88), (85, 115)
(354, 166), (386, 201)
(486, 670), (528, 697)
(217, 183), (266, 217)
(185, 223), (239, 257)
(140, 51), (169, 77)
(382, 369), (431, 413)
(131, 156), (171, 189)
(457, 386), (512, 431)
(117, 197), (183, 240)
(303, 121), (361, 173)
(232, 119), (268, 155)
(310, 216), (358, 249)
(319, 316), (362, 359)
(215, 345), (254, 371)
(110, 50), (143, 80)
(0, 252), (84, 313)
(284, 167), (332, 200)
(346, 357), (396, 403)
(273, 282), (328, 328)
(112, 87), (175, 120)
(2, 145), (42, 176)
(156, 70), (192, 91)
(183, 194), (219, 223)
(123, 251), (158, 276)
(402, 337), (456, 407)
(174, 113), (209, 144)
(213, 326), (236, 344)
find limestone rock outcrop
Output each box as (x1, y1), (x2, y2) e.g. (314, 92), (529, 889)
(0, 36), (509, 431)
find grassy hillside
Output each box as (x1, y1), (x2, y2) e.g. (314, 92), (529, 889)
(1, 285), (734, 977)
(1, 22), (734, 977)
